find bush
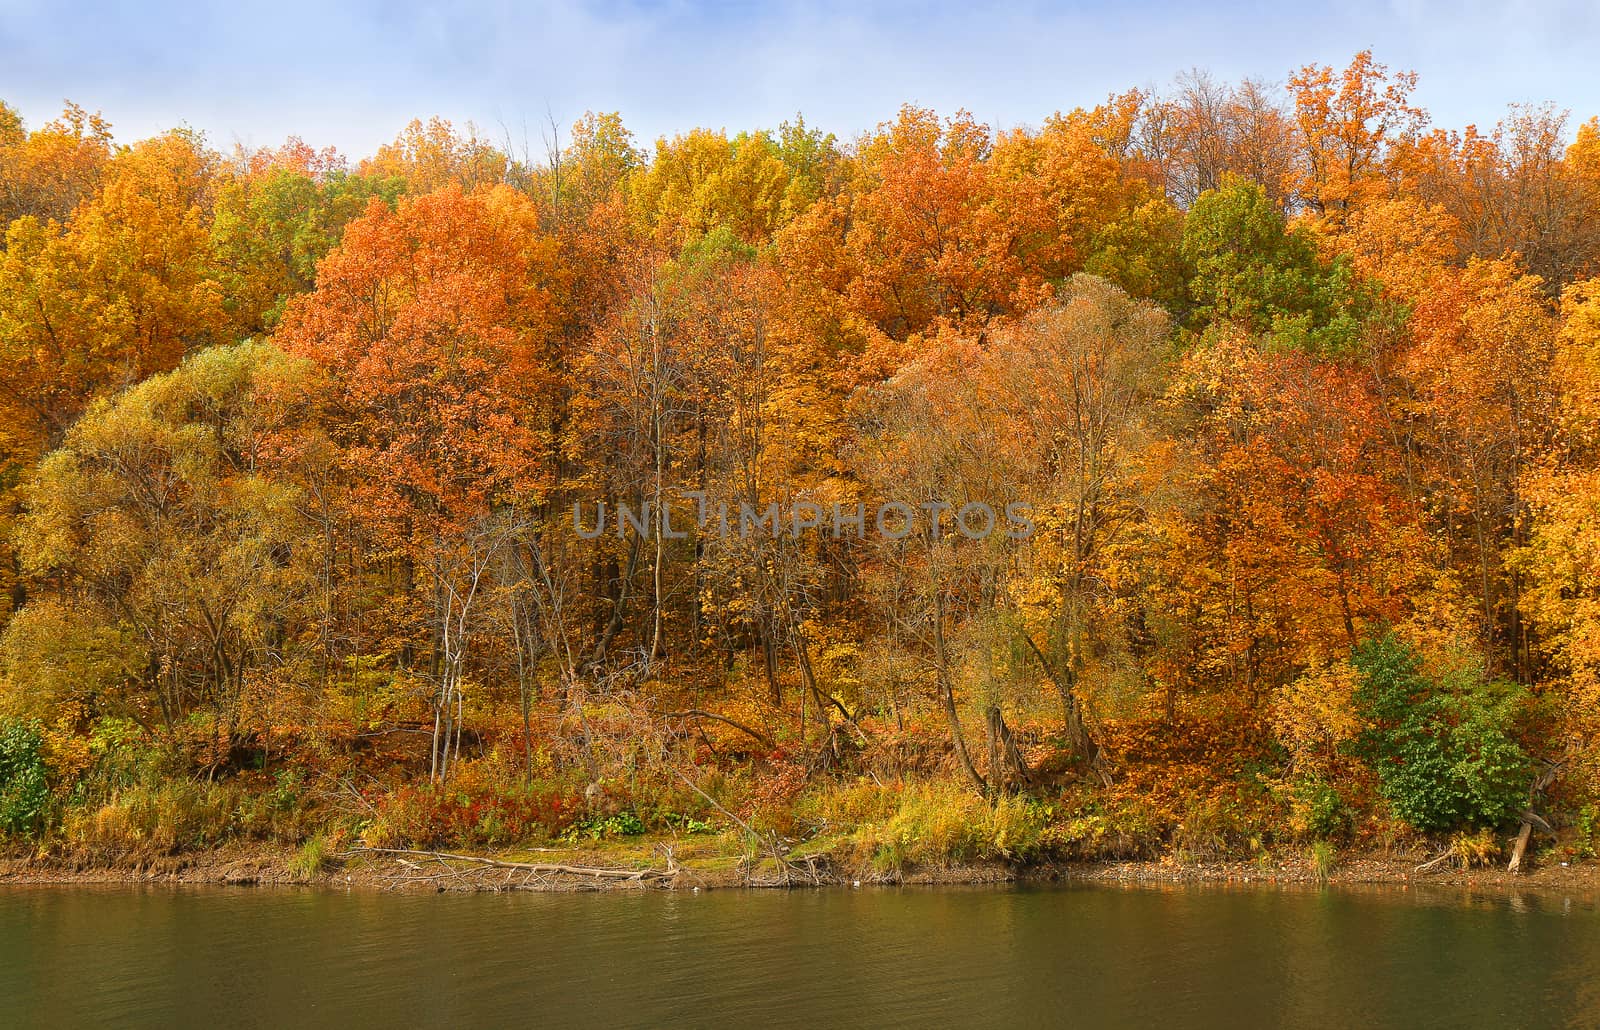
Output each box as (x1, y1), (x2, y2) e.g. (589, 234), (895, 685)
(360, 776), (586, 849)
(0, 719), (51, 837)
(563, 809), (646, 843)
(1291, 778), (1354, 840)
(289, 832), (334, 880)
(1349, 633), (1530, 833)
(1449, 827), (1502, 868)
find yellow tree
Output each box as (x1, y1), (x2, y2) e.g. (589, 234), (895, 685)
(0, 129), (227, 622)
(1287, 49), (1425, 224)
(1519, 280), (1600, 783)
(359, 117), (517, 193)
(4, 342), (315, 748)
(1403, 258), (1558, 676)
(628, 128), (792, 249)
(0, 101), (113, 226)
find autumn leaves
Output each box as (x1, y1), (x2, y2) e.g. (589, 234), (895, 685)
(1, 46), (1599, 835)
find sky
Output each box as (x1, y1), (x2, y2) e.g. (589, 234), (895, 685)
(3, 0), (1599, 159)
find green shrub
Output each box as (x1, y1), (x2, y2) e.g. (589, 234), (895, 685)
(1294, 778), (1354, 839)
(1349, 633), (1529, 833)
(1576, 804), (1600, 860)
(0, 719), (51, 837)
(564, 809), (646, 843)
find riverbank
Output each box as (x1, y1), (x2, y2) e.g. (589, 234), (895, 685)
(5, 837), (1599, 894)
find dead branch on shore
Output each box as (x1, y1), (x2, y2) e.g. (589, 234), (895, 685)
(1509, 761), (1563, 875)
(342, 846), (671, 891)
(667, 767), (825, 887)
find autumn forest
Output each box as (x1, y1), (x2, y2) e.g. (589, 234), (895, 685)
(3, 50), (1599, 878)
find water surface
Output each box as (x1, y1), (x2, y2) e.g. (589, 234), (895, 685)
(2, 883), (1596, 1028)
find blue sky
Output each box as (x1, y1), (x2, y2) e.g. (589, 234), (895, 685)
(2, 1), (1597, 158)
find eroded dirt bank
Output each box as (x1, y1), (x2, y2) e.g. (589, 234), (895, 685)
(4, 840), (1599, 895)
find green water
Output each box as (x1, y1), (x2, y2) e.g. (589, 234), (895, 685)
(2, 884), (1596, 1028)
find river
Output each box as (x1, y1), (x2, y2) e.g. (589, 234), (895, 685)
(2, 883), (1596, 1028)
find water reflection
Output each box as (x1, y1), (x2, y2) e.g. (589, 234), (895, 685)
(2, 883), (1597, 1029)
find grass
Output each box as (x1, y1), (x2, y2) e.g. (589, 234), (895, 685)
(288, 832), (333, 881)
(804, 778), (1050, 874)
(1310, 840), (1336, 885)
(63, 779), (241, 858)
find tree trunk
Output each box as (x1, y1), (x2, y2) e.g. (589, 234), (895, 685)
(934, 595), (986, 792)
(1020, 629), (1110, 785)
(984, 705), (1031, 793)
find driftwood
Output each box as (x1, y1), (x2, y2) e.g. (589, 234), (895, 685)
(344, 847), (671, 891)
(1507, 822), (1535, 875)
(1509, 762), (1563, 874)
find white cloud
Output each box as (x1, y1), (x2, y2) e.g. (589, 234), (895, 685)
(1, 0), (1596, 158)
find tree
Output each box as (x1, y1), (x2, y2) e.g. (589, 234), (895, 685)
(276, 184), (557, 780)
(859, 276), (1169, 786)
(1402, 258), (1557, 677)
(0, 129), (228, 626)
(1145, 332), (1424, 716)
(1287, 49), (1425, 222)
(1519, 279), (1600, 783)
(990, 277), (1171, 777)
(360, 117), (518, 193)
(211, 151), (404, 334)
(6, 342), (314, 747)
(1181, 178), (1384, 355)
(0, 101), (113, 228)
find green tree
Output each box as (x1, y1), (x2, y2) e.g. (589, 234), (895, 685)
(1182, 178), (1384, 354)
(211, 166), (404, 334)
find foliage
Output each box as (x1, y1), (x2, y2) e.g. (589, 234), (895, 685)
(360, 776), (587, 849)
(288, 831), (335, 881)
(0, 718), (50, 836)
(563, 810), (647, 843)
(1292, 779), (1355, 840)
(63, 779), (241, 857)
(3, 53), (1600, 864)
(1182, 178), (1383, 354)
(1448, 827), (1502, 869)
(855, 782), (1049, 872)
(1349, 633), (1530, 832)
